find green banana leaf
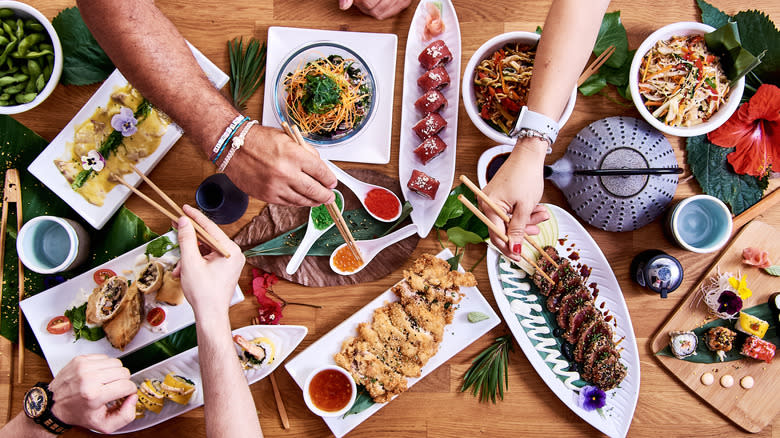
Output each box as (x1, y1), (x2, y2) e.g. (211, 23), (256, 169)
(705, 20), (764, 85)
(120, 325), (198, 374)
(656, 303), (778, 363)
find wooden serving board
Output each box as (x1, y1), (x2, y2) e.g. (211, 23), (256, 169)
(651, 220), (780, 433)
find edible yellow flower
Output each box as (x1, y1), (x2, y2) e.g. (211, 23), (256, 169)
(728, 275), (752, 300)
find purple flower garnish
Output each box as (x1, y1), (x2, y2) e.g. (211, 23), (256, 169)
(716, 290), (743, 315)
(578, 385), (606, 411)
(80, 150), (105, 172)
(111, 107), (138, 137)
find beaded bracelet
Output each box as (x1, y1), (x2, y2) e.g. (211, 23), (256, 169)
(212, 116), (249, 164)
(210, 114), (244, 160)
(217, 119), (258, 173)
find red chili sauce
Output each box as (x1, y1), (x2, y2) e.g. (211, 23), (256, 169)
(309, 369), (353, 412)
(364, 188), (400, 220)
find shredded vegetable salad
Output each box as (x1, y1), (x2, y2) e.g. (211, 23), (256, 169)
(474, 44), (535, 134)
(284, 55), (371, 140)
(638, 35), (730, 127)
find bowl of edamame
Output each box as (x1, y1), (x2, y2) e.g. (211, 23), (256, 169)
(0, 1), (62, 114)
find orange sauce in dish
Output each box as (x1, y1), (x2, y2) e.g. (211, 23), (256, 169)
(309, 369), (353, 412)
(333, 246), (363, 273)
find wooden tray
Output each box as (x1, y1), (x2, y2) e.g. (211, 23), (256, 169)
(651, 221), (780, 433)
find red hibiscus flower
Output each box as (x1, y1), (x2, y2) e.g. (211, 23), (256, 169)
(708, 84), (780, 177)
(249, 269), (321, 325)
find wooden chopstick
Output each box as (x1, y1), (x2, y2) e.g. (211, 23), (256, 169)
(129, 166), (230, 258)
(457, 195), (554, 285)
(251, 316), (290, 429)
(2, 170), (25, 384)
(0, 171), (16, 395)
(577, 45), (616, 87)
(458, 175), (559, 268)
(112, 174), (230, 258)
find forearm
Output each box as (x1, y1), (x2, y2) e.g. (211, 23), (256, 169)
(76, 0), (237, 155)
(0, 413), (55, 438)
(195, 312), (262, 438)
(527, 0), (611, 120)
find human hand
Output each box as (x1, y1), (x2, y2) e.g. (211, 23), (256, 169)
(480, 138), (550, 262)
(338, 0), (411, 20)
(48, 355), (137, 434)
(224, 126), (337, 206)
(176, 205), (245, 320)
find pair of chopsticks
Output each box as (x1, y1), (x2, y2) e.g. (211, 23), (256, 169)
(111, 167), (230, 258)
(280, 122), (363, 265)
(457, 175), (558, 285)
(577, 45), (616, 87)
(251, 316), (289, 429)
(0, 170), (24, 384)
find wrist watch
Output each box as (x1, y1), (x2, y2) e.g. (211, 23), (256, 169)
(23, 382), (71, 434)
(510, 106), (561, 149)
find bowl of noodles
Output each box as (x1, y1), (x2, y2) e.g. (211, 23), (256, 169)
(629, 22), (744, 137)
(462, 31), (577, 145)
(273, 41), (376, 146)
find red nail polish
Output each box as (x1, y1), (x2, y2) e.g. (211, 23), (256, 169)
(512, 243), (522, 254)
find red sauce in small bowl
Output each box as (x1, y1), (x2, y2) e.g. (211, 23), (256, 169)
(308, 369), (353, 412)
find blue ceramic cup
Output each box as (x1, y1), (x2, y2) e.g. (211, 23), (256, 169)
(668, 195), (732, 253)
(195, 173), (249, 224)
(16, 216), (90, 274)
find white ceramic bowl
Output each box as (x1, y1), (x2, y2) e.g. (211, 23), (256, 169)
(16, 216), (90, 274)
(667, 194), (733, 253)
(628, 22), (744, 137)
(462, 31), (577, 145)
(302, 365), (357, 417)
(0, 1), (63, 115)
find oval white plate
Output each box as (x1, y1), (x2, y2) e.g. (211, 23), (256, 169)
(398, 0), (461, 237)
(112, 324), (307, 434)
(486, 204), (639, 438)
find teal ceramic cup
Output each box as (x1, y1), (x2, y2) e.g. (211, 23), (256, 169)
(16, 216), (90, 274)
(668, 195), (732, 253)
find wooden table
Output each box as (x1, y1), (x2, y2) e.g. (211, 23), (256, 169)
(7, 0), (780, 436)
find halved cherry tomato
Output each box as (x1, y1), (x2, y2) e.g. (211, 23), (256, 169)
(93, 269), (116, 285)
(46, 316), (71, 335)
(147, 307), (166, 326)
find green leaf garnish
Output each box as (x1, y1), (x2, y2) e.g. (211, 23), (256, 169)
(764, 265), (780, 276)
(704, 21), (764, 85)
(461, 335), (513, 403)
(145, 235), (178, 258)
(342, 385), (374, 417)
(228, 37), (267, 112)
(64, 303), (105, 342)
(467, 312), (489, 323)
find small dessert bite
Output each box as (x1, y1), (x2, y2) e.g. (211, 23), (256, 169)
(740, 335), (776, 363)
(418, 39), (452, 70)
(413, 135), (447, 165)
(412, 113), (447, 140)
(740, 376), (754, 389)
(700, 372), (714, 385)
(417, 66), (450, 91)
(720, 374), (734, 388)
(704, 326), (736, 362)
(407, 169), (440, 199)
(669, 330), (698, 359)
(415, 89), (448, 115)
(736, 312), (769, 338)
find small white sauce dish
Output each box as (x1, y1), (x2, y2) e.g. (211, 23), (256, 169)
(667, 194), (732, 253)
(16, 215), (90, 274)
(302, 364), (357, 418)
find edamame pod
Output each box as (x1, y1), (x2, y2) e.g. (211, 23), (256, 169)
(0, 9), (14, 18)
(12, 73), (27, 81)
(0, 35), (8, 45)
(42, 63), (51, 81)
(35, 73), (44, 92)
(23, 76), (35, 93)
(3, 82), (24, 93)
(38, 43), (52, 52)
(21, 49), (52, 58)
(0, 75), (16, 86)
(24, 20), (43, 32)
(2, 21), (14, 40)
(0, 100), (12, 106)
(14, 92), (35, 104)
(0, 93), (8, 100)
(14, 18), (23, 41)
(18, 33), (44, 56)
(0, 39), (18, 66)
(27, 59), (39, 78)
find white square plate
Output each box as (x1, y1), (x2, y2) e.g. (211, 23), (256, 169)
(28, 44), (228, 230)
(262, 27), (397, 164)
(284, 249), (500, 438)
(20, 230), (244, 375)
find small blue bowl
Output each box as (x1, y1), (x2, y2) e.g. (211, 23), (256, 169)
(668, 195), (732, 253)
(16, 216), (90, 274)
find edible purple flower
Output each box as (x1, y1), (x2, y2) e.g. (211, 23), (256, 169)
(111, 107), (138, 137)
(80, 150), (105, 172)
(716, 290), (743, 315)
(577, 385), (606, 411)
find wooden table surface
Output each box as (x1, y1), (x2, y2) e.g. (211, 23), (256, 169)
(7, 0), (780, 436)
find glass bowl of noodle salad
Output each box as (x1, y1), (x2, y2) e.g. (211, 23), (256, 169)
(629, 22), (744, 137)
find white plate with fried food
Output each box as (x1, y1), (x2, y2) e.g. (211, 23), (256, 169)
(112, 324), (307, 434)
(284, 250), (500, 438)
(20, 231), (244, 375)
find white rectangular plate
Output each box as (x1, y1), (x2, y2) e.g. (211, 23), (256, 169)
(262, 26), (397, 164)
(112, 324), (307, 434)
(28, 44), (228, 230)
(284, 249), (500, 438)
(398, 0), (461, 237)
(20, 230), (244, 375)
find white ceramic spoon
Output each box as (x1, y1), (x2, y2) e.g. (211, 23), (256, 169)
(325, 161), (402, 222)
(286, 189), (345, 275)
(329, 223), (418, 275)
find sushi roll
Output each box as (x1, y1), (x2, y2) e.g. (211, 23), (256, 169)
(417, 66), (450, 91)
(418, 40), (452, 70)
(736, 312), (769, 338)
(161, 373), (196, 405)
(407, 169), (440, 199)
(234, 335), (276, 370)
(741, 335), (776, 363)
(412, 113), (447, 140)
(704, 326), (736, 362)
(413, 135), (447, 165)
(415, 90), (448, 115)
(669, 330), (698, 359)
(135, 402), (146, 420)
(137, 379), (165, 414)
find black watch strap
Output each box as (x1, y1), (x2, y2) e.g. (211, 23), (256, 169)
(23, 382), (72, 434)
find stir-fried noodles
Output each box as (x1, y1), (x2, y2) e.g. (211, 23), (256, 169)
(474, 44), (535, 134)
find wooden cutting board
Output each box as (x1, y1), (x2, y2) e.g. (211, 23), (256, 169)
(651, 220), (780, 433)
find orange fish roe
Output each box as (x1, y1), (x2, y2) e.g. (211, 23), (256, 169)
(333, 246), (363, 273)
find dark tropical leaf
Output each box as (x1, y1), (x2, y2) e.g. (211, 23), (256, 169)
(446, 227), (485, 247)
(578, 74), (607, 96)
(435, 184), (474, 228)
(121, 325), (198, 373)
(342, 385), (374, 417)
(51, 7), (114, 85)
(594, 11), (629, 68)
(732, 10), (780, 86)
(705, 21), (764, 83)
(698, 0), (731, 29)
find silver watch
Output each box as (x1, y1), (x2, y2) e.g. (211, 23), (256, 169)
(510, 106), (560, 146)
